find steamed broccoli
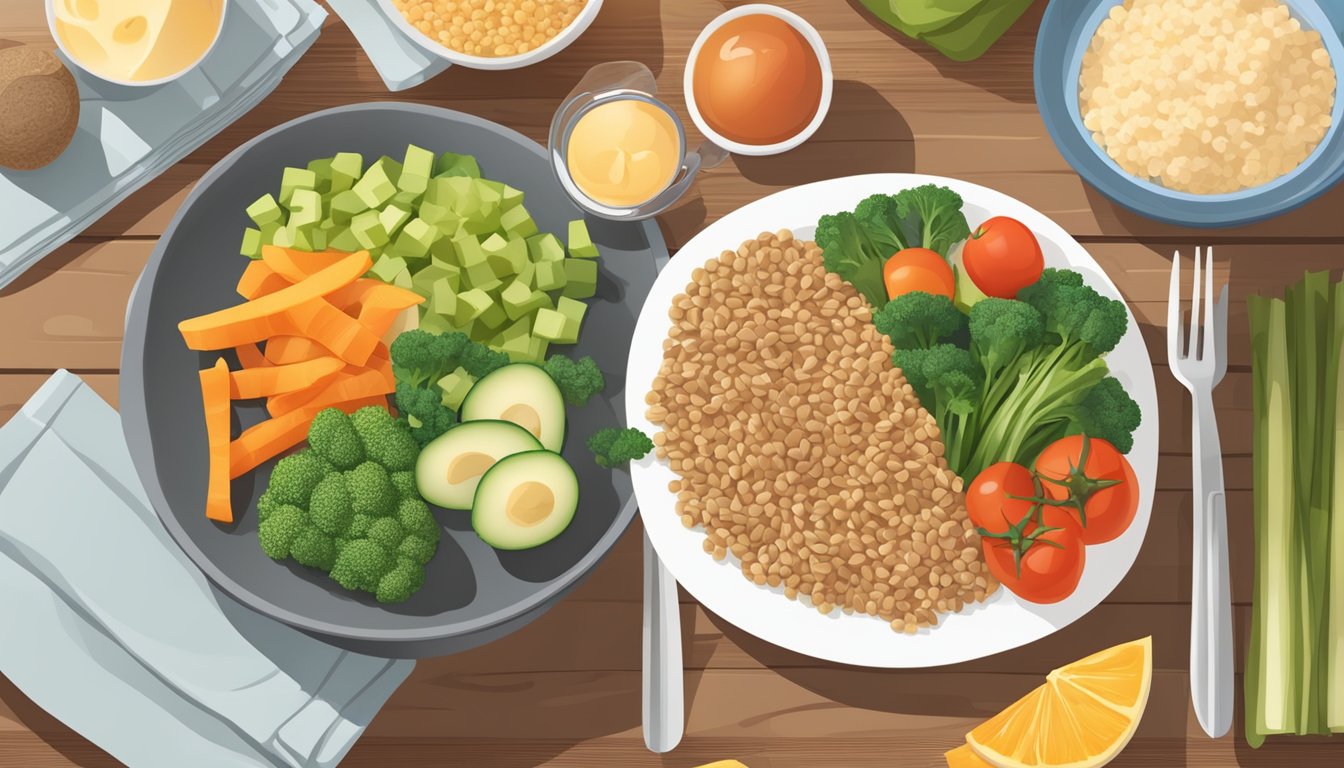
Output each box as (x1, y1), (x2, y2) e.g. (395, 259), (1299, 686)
(544, 354), (606, 406)
(853, 193), (912, 255)
(873, 291), (966, 349)
(255, 408), (439, 603)
(816, 210), (889, 308)
(391, 330), (469, 446)
(892, 344), (982, 469)
(1076, 376), (1142, 453)
(588, 427), (655, 468)
(891, 184), (971, 257)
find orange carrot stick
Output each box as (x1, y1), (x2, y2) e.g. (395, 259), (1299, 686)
(260, 246), (345, 283)
(229, 356), (344, 400)
(199, 358), (233, 522)
(235, 343), (270, 369)
(236, 261), (291, 300)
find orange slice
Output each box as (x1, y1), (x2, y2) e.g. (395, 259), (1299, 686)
(964, 636), (1152, 768)
(946, 744), (994, 767)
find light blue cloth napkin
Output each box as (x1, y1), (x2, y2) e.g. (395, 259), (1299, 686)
(327, 0), (451, 91)
(0, 0), (327, 291)
(0, 371), (414, 768)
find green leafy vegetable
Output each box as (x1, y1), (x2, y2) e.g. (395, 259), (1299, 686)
(543, 354), (606, 407)
(587, 428), (654, 468)
(257, 406), (437, 603)
(856, 0), (1034, 62)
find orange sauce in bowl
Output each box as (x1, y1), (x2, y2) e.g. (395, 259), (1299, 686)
(690, 13), (823, 146)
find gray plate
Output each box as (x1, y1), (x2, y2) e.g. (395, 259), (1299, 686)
(121, 103), (663, 658)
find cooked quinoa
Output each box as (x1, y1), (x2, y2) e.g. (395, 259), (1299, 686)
(645, 231), (997, 634)
(1079, 0), (1335, 194)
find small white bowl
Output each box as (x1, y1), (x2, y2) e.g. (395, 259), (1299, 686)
(45, 0), (227, 88)
(379, 0), (604, 71)
(684, 3), (833, 157)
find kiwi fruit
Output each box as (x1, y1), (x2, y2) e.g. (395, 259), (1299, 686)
(0, 44), (80, 171)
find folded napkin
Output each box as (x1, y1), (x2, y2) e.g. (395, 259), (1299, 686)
(0, 0), (327, 291)
(327, 0), (451, 91)
(0, 371), (413, 768)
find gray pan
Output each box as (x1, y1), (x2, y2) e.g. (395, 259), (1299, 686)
(121, 103), (663, 658)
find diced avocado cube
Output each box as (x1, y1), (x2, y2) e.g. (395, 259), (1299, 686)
(463, 320), (491, 343)
(378, 205), (412, 239)
(240, 228), (263, 259)
(279, 167), (317, 206)
(562, 258), (598, 298)
(310, 227), (328, 251)
(534, 259), (567, 291)
(400, 144), (434, 195)
(306, 158), (333, 194)
(499, 332), (530, 360)
(329, 227), (361, 252)
(288, 188), (323, 228)
(393, 268), (414, 291)
(477, 301), (507, 330)
(428, 176), (475, 209)
(434, 152), (481, 178)
(517, 261), (536, 288)
(554, 295), (588, 339)
(436, 367), (475, 411)
(532, 308), (572, 343)
(527, 232), (566, 263)
(392, 218), (437, 259)
(464, 258), (497, 289)
(475, 179), (503, 207)
(391, 189), (423, 210)
(500, 184), (524, 210)
(413, 264), (458, 294)
(373, 156), (403, 184)
(351, 210), (389, 249)
(371, 254), (409, 283)
(417, 200), (452, 225)
(271, 224), (297, 249)
(330, 152), (363, 193)
(418, 309), (450, 334)
(430, 237), (459, 268)
(432, 279), (457, 316)
(568, 219), (599, 258)
(500, 205), (538, 238)
(455, 235), (487, 268)
(460, 203), (501, 236)
(474, 275), (504, 295)
(329, 189), (367, 224)
(524, 336), (549, 363)
(483, 234), (527, 276)
(499, 315), (532, 342)
(247, 194), (284, 227)
(353, 163), (397, 209)
(500, 280), (549, 320)
(454, 290), (493, 327)
(260, 221), (281, 242)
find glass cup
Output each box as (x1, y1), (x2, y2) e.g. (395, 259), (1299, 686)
(549, 61), (726, 221)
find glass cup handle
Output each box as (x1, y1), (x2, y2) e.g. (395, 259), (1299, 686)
(634, 141), (729, 218)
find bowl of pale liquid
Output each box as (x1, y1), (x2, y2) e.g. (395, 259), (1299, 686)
(550, 61), (723, 221)
(47, 0), (226, 87)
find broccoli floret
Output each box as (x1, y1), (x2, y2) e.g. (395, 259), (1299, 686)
(346, 461), (396, 518)
(398, 534), (437, 566)
(348, 513), (375, 538)
(892, 344), (980, 405)
(1076, 377), (1142, 453)
(376, 561), (426, 604)
(395, 383), (458, 447)
(890, 184), (971, 257)
(329, 539), (393, 592)
(1018, 268), (1128, 359)
(588, 427), (655, 468)
(873, 291), (967, 350)
(307, 409), (365, 470)
(308, 473), (353, 535)
(266, 452), (329, 506)
(290, 528), (338, 570)
(968, 298), (1045, 381)
(257, 505), (307, 560)
(390, 330), (469, 389)
(458, 343), (510, 379)
(351, 406), (420, 471)
(366, 517), (405, 551)
(395, 498), (440, 543)
(544, 355), (606, 406)
(390, 471), (418, 501)
(853, 193), (912, 255)
(816, 210), (889, 308)
(892, 344), (982, 470)
(256, 490), (281, 523)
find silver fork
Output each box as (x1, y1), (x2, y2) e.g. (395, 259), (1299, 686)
(1167, 247), (1231, 738)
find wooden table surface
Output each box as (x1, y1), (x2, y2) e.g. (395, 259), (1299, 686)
(3, 1), (1343, 766)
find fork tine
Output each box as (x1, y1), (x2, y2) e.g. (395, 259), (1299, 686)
(1203, 246), (1216, 359)
(1215, 279), (1229, 377)
(1188, 247), (1204, 360)
(1168, 251), (1184, 362)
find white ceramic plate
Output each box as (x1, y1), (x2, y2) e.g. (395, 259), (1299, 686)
(626, 174), (1158, 668)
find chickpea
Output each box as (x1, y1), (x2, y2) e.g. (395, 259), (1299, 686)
(395, 0), (587, 57)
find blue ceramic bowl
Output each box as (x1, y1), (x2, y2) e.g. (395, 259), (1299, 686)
(1035, 0), (1344, 227)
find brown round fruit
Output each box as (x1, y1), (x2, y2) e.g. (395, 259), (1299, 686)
(0, 45), (80, 171)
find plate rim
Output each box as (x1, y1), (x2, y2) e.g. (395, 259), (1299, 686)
(626, 172), (1159, 668)
(120, 102), (656, 645)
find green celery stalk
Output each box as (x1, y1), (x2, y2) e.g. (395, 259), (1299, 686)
(1247, 294), (1300, 746)
(1329, 285), (1344, 732)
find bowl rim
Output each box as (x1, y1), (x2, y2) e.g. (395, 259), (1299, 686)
(375, 0), (604, 71)
(45, 0), (227, 88)
(1035, 0), (1344, 225)
(119, 102), (652, 645)
(682, 3), (834, 157)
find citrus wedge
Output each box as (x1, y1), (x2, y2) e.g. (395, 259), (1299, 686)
(965, 636), (1152, 768)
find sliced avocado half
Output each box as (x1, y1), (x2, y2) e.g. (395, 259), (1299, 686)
(415, 420), (541, 509)
(460, 363), (566, 452)
(472, 450), (578, 550)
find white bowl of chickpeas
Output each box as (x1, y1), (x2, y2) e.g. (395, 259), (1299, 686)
(381, 0), (603, 70)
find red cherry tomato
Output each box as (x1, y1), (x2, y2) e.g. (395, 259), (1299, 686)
(982, 514), (1086, 604)
(1034, 435), (1139, 545)
(967, 462), (1038, 535)
(962, 216), (1045, 299)
(883, 247), (955, 300)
